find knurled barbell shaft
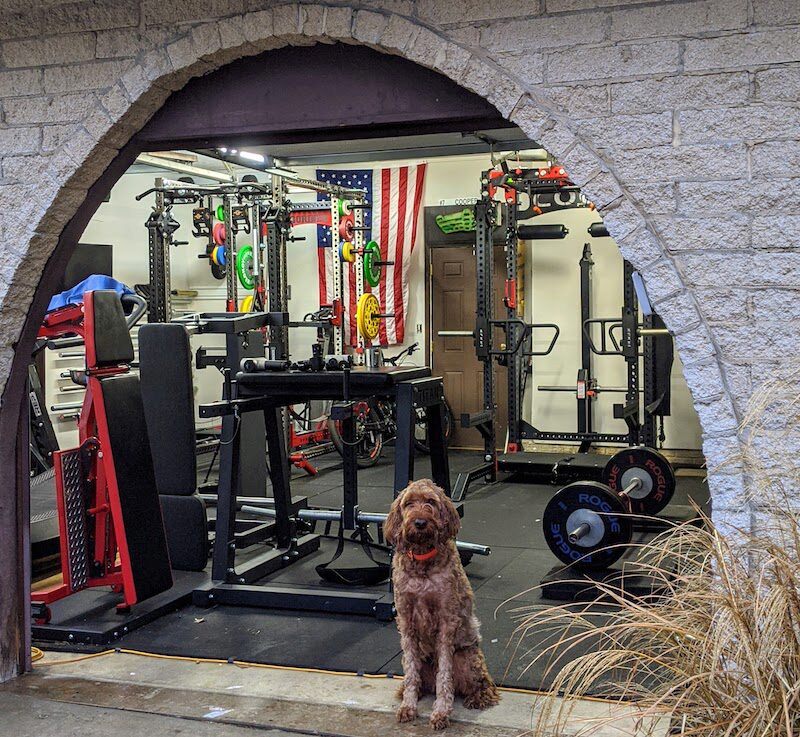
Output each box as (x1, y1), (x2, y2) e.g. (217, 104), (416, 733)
(568, 522), (591, 544)
(438, 330), (474, 337)
(240, 505), (490, 555)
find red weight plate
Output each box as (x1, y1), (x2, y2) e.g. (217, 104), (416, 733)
(212, 222), (226, 245)
(338, 216), (355, 241)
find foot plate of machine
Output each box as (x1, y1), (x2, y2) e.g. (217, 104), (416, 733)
(31, 570), (208, 646)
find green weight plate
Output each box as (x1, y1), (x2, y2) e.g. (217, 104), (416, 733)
(338, 199), (352, 217)
(363, 240), (381, 287)
(216, 204), (225, 221)
(236, 244), (255, 290)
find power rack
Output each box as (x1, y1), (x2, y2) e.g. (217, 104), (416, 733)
(450, 162), (675, 500)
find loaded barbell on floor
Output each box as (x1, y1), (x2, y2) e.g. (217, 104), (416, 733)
(542, 446), (676, 570)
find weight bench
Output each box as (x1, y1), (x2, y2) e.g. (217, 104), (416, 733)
(194, 362), (456, 618)
(31, 291), (173, 623)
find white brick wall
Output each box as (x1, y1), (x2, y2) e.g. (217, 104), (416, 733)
(0, 0), (797, 545)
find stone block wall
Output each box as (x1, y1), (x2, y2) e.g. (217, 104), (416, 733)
(0, 0), (799, 678)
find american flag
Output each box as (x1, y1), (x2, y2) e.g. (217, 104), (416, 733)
(316, 164), (427, 345)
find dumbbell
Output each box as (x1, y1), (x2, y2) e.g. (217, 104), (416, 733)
(542, 446), (676, 570)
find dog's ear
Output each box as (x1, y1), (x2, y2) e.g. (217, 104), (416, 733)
(384, 492), (404, 549)
(438, 488), (461, 541)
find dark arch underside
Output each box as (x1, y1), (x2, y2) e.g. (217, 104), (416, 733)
(138, 43), (513, 150)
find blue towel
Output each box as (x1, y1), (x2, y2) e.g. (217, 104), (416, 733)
(47, 275), (134, 313)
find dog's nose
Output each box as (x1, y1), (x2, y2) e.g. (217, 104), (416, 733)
(414, 518), (428, 530)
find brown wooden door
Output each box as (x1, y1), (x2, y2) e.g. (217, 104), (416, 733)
(430, 245), (508, 449)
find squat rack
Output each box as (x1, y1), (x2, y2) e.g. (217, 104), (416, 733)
(138, 171), (376, 357)
(450, 162), (674, 500)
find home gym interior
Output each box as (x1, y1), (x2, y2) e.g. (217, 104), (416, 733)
(27, 43), (708, 691)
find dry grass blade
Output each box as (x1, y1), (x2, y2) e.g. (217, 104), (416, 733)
(510, 373), (800, 736)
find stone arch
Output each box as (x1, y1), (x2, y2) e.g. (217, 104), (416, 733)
(0, 1), (747, 680)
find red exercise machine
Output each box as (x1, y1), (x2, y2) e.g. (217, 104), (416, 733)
(31, 291), (173, 624)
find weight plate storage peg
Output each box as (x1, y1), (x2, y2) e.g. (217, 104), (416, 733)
(542, 481), (632, 570)
(357, 292), (382, 341)
(602, 446), (676, 516)
(236, 244), (255, 290)
(363, 240), (382, 287)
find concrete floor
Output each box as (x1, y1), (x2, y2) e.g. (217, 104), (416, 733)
(0, 650), (668, 737)
(0, 691), (304, 737)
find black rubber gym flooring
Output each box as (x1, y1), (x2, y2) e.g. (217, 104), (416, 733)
(107, 449), (709, 691)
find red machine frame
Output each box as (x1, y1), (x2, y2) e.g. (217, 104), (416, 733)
(31, 299), (142, 621)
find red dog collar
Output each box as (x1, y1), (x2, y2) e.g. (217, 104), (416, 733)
(407, 547), (438, 562)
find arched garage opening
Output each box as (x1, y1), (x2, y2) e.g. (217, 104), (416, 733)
(1, 29), (726, 687)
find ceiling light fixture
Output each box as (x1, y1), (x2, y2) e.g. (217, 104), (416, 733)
(238, 150), (265, 163)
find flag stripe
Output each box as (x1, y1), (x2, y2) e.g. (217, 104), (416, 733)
(378, 168), (392, 346)
(392, 166), (408, 342)
(317, 246), (328, 306)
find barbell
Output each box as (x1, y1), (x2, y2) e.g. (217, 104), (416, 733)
(239, 504), (491, 557)
(542, 446), (676, 570)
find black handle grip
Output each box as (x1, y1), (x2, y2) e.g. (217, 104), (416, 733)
(517, 224), (569, 240)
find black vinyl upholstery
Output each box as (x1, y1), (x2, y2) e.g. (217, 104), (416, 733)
(650, 313), (674, 417)
(138, 324), (197, 496)
(99, 373), (173, 600)
(89, 291), (134, 367)
(159, 495), (209, 571)
(139, 322), (209, 572)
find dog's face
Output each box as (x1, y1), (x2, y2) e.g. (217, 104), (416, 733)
(384, 480), (460, 551)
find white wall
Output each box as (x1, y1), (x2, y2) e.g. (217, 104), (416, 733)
(54, 153), (703, 452)
(523, 206), (702, 449)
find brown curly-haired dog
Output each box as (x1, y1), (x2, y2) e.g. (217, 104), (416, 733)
(384, 479), (500, 730)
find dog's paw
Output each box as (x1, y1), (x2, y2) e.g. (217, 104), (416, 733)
(396, 705), (417, 723)
(429, 711), (450, 730)
(463, 687), (501, 709)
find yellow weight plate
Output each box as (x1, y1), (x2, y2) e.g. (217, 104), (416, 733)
(356, 292), (381, 341)
(342, 240), (356, 263)
(240, 294), (254, 312)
